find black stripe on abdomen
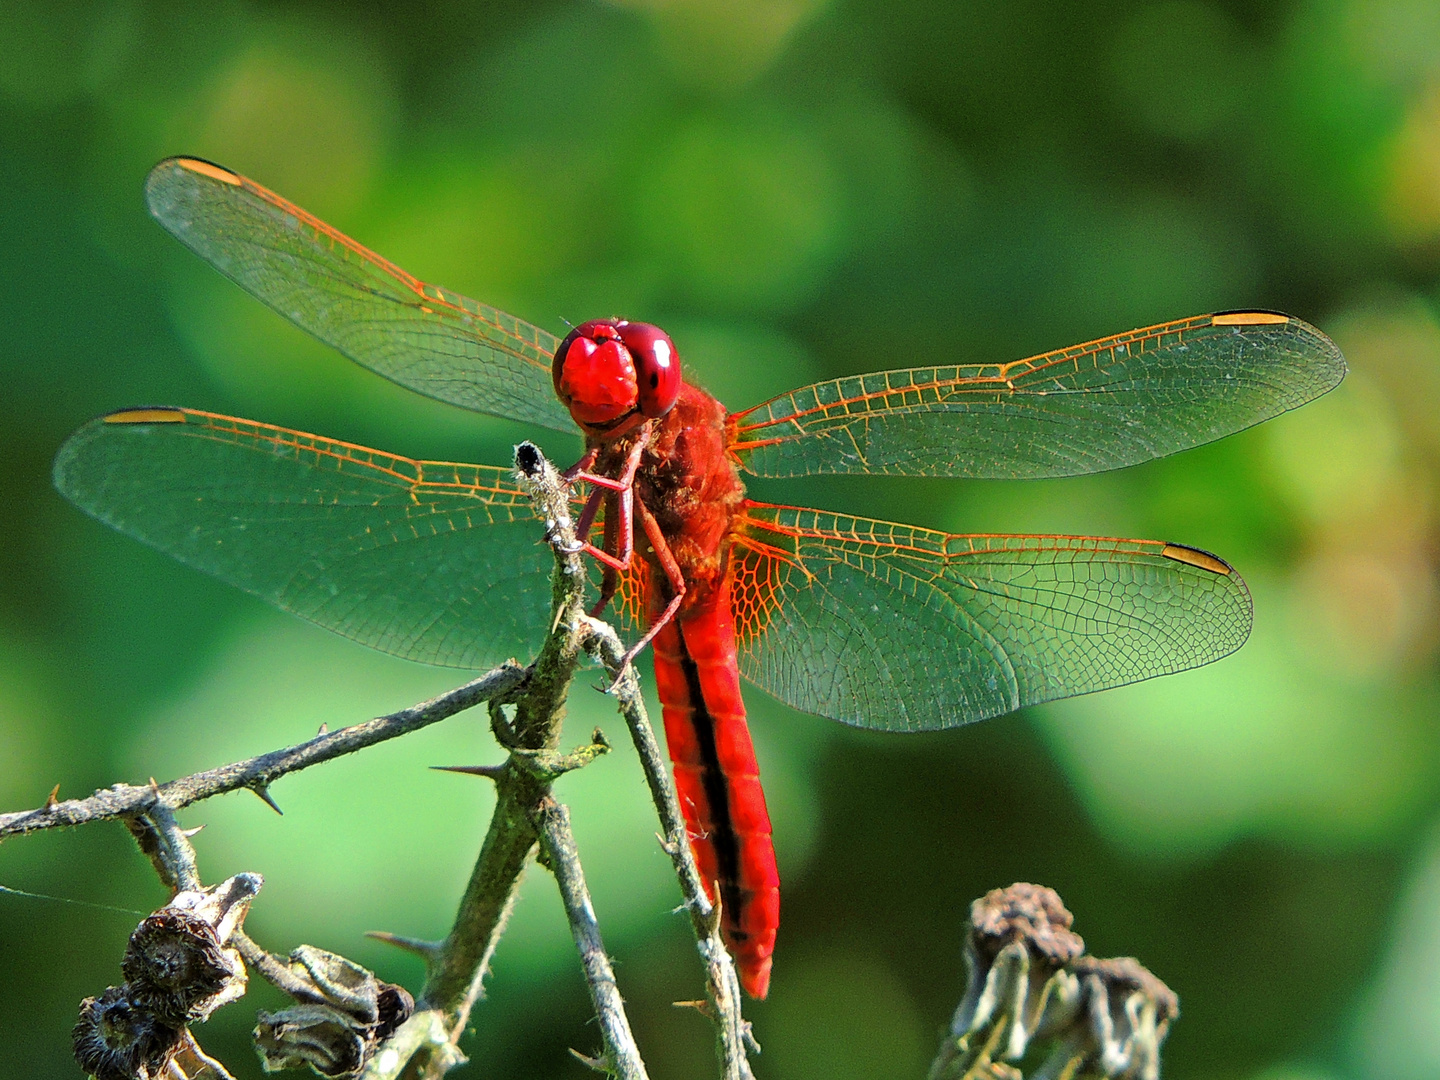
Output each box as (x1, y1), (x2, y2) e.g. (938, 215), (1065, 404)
(675, 632), (745, 940)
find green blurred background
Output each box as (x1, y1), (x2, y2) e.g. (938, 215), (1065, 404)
(3, 0), (1440, 1076)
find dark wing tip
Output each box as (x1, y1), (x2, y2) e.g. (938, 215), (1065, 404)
(1158, 543), (1254, 660)
(1280, 312), (1349, 392)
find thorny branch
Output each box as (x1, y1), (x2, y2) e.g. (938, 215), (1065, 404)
(406, 439), (644, 1076)
(127, 802), (202, 893)
(535, 797), (648, 1079)
(0, 665), (527, 839)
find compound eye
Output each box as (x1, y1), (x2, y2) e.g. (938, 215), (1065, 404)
(553, 320), (621, 399)
(552, 319), (639, 427)
(618, 322), (681, 418)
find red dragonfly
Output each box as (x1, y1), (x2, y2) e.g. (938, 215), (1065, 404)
(55, 157), (1345, 999)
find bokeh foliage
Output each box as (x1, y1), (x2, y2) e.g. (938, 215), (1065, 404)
(4, 1), (1440, 1078)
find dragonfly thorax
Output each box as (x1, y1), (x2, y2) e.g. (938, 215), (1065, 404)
(595, 382), (747, 615)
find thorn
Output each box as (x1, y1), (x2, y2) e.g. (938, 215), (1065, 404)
(602, 659), (640, 696)
(44, 784), (59, 810)
(742, 1020), (762, 1055)
(568, 1048), (610, 1073)
(673, 998), (712, 1016)
(182, 825), (205, 838)
(431, 764), (505, 781)
(148, 777), (161, 795)
(366, 930), (444, 960)
(250, 785), (283, 815)
(317, 722), (329, 735)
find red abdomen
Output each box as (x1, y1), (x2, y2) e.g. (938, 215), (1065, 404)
(651, 573), (779, 999)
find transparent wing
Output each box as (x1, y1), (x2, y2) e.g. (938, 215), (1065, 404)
(731, 502), (1252, 732)
(730, 312), (1345, 478)
(145, 157), (574, 433)
(53, 408), (554, 668)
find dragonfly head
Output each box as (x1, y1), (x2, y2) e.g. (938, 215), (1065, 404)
(553, 319), (681, 436)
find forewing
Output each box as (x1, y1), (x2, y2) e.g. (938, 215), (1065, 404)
(730, 312), (1345, 478)
(731, 502), (1252, 731)
(145, 157), (574, 433)
(53, 408), (554, 668)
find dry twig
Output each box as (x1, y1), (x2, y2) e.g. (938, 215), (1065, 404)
(0, 667), (526, 840)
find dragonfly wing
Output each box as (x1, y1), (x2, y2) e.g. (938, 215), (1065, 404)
(731, 502), (1251, 732)
(53, 409), (554, 668)
(731, 312), (1345, 478)
(145, 157), (574, 433)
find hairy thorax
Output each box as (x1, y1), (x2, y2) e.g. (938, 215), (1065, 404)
(592, 382), (747, 614)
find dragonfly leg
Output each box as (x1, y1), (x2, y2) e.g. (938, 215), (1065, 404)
(575, 481), (634, 575)
(565, 420), (653, 493)
(568, 424), (654, 574)
(609, 499), (685, 684)
(569, 470), (630, 493)
(561, 447), (599, 483)
(567, 494), (629, 577)
(565, 426), (659, 618)
(575, 483), (605, 538)
(590, 572), (620, 618)
(574, 486), (622, 614)
(589, 492), (621, 617)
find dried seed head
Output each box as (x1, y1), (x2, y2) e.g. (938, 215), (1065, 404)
(1070, 957), (1178, 1026)
(1036, 957), (1178, 1080)
(936, 885), (1097, 1080)
(72, 986), (181, 1080)
(969, 883), (1085, 966)
(944, 884), (1087, 1057)
(934, 886), (1179, 1080)
(252, 947), (414, 1076)
(253, 987), (413, 1079)
(118, 873), (258, 1024)
(167, 872), (263, 944)
(285, 946), (381, 1022)
(123, 910), (225, 995)
(373, 982), (415, 1043)
(122, 909), (246, 1024)
(255, 1004), (368, 1078)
